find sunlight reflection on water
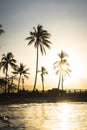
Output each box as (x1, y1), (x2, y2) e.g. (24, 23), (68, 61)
(0, 103), (87, 130)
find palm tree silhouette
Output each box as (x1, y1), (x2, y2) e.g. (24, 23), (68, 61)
(8, 83), (17, 93)
(0, 78), (7, 93)
(12, 63), (30, 92)
(7, 75), (17, 93)
(25, 24), (51, 92)
(0, 24), (4, 35)
(54, 50), (71, 90)
(22, 78), (24, 90)
(0, 52), (17, 93)
(38, 66), (48, 93)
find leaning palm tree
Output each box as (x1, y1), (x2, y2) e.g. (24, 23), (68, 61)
(38, 66), (48, 93)
(0, 52), (17, 93)
(0, 24), (4, 35)
(54, 50), (71, 90)
(25, 24), (52, 91)
(12, 63), (30, 92)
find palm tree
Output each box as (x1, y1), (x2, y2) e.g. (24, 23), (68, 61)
(25, 24), (52, 92)
(0, 24), (4, 35)
(0, 52), (17, 93)
(12, 63), (30, 92)
(0, 78), (8, 93)
(38, 66), (48, 93)
(8, 84), (17, 93)
(54, 50), (71, 90)
(7, 75), (17, 93)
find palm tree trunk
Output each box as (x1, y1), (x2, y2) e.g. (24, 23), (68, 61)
(4, 82), (6, 93)
(33, 46), (38, 92)
(61, 72), (63, 90)
(22, 78), (24, 90)
(18, 74), (21, 93)
(4, 69), (8, 93)
(58, 72), (61, 90)
(42, 76), (44, 93)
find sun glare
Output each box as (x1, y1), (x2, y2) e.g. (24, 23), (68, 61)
(60, 103), (70, 130)
(39, 49), (84, 89)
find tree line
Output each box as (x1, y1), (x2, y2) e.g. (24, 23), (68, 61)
(0, 24), (71, 94)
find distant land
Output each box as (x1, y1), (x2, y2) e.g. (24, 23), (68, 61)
(0, 89), (87, 105)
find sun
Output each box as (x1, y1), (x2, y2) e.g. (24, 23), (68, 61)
(62, 49), (85, 88)
(38, 49), (84, 90)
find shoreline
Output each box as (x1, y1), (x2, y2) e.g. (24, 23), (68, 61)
(0, 92), (87, 105)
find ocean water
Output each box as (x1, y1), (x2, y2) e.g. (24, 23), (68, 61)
(0, 102), (87, 130)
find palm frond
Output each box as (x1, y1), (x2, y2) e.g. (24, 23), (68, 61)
(40, 44), (44, 55)
(27, 39), (35, 45)
(0, 24), (4, 35)
(55, 70), (60, 75)
(42, 46), (46, 55)
(24, 74), (29, 78)
(54, 61), (59, 65)
(65, 70), (70, 77)
(12, 71), (19, 75)
(26, 24), (52, 55)
(42, 41), (51, 49)
(0, 29), (4, 34)
(44, 71), (48, 75)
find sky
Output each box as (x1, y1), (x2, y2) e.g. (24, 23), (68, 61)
(0, 0), (87, 90)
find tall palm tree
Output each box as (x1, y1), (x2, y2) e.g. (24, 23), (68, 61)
(25, 24), (52, 91)
(0, 52), (17, 93)
(54, 50), (71, 90)
(0, 24), (4, 35)
(38, 66), (48, 93)
(12, 63), (30, 92)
